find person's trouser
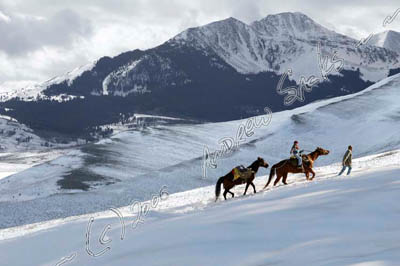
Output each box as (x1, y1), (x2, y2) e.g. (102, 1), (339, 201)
(295, 154), (302, 166)
(338, 165), (352, 175)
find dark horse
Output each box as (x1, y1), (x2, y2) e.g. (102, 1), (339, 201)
(215, 157), (269, 201)
(264, 147), (329, 188)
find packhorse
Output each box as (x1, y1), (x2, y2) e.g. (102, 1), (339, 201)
(215, 157), (269, 201)
(264, 147), (329, 188)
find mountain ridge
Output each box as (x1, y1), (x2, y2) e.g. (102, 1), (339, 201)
(0, 12), (398, 138)
(2, 12), (399, 101)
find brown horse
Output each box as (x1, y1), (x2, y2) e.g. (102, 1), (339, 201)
(215, 157), (269, 201)
(263, 147), (329, 189)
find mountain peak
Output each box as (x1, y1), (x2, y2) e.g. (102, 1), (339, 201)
(173, 11), (333, 44)
(264, 11), (310, 19)
(171, 15), (249, 44)
(222, 16), (242, 23)
(251, 11), (334, 39)
(203, 16), (248, 29)
(369, 30), (400, 54)
(254, 11), (315, 26)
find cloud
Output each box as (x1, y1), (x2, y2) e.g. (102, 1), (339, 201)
(0, 10), (11, 22)
(0, 9), (93, 56)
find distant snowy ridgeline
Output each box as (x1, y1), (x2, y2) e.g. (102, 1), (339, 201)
(1, 12), (400, 103)
(0, 62), (94, 102)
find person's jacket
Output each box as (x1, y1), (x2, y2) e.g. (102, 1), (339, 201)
(342, 149), (352, 166)
(290, 145), (300, 155)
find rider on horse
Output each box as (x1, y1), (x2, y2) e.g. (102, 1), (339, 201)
(290, 141), (304, 169)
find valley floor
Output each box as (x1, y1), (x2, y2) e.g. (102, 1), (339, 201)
(1, 150), (399, 266)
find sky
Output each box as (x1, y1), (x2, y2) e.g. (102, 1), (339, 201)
(0, 0), (399, 91)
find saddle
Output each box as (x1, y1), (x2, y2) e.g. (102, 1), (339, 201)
(232, 165), (254, 181)
(289, 155), (310, 167)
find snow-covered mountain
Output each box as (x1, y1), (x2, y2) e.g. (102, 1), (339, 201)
(369, 30), (400, 54)
(1, 12), (399, 138)
(5, 12), (399, 100)
(172, 12), (399, 80)
(0, 62), (95, 102)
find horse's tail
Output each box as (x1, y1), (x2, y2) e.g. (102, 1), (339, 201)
(215, 176), (224, 201)
(264, 165), (277, 189)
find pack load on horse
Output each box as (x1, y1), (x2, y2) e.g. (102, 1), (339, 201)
(215, 157), (269, 201)
(232, 165), (255, 181)
(264, 147), (329, 189)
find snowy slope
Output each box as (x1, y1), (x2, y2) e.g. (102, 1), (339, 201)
(0, 150), (66, 181)
(1, 150), (400, 266)
(0, 114), (45, 152)
(0, 114), (94, 181)
(0, 73), (399, 229)
(370, 30), (400, 54)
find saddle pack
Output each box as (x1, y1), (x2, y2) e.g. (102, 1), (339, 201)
(232, 165), (254, 181)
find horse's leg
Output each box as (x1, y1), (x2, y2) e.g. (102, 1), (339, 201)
(305, 170), (310, 180)
(274, 174), (282, 186)
(243, 182), (250, 195)
(223, 181), (235, 200)
(223, 190), (228, 200)
(250, 182), (256, 193)
(228, 191), (235, 198)
(309, 169), (316, 180)
(282, 173), (288, 185)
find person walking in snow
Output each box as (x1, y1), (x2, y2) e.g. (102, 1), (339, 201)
(338, 145), (352, 176)
(290, 140), (303, 169)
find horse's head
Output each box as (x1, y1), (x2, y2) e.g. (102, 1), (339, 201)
(257, 157), (269, 168)
(316, 147), (330, 156)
